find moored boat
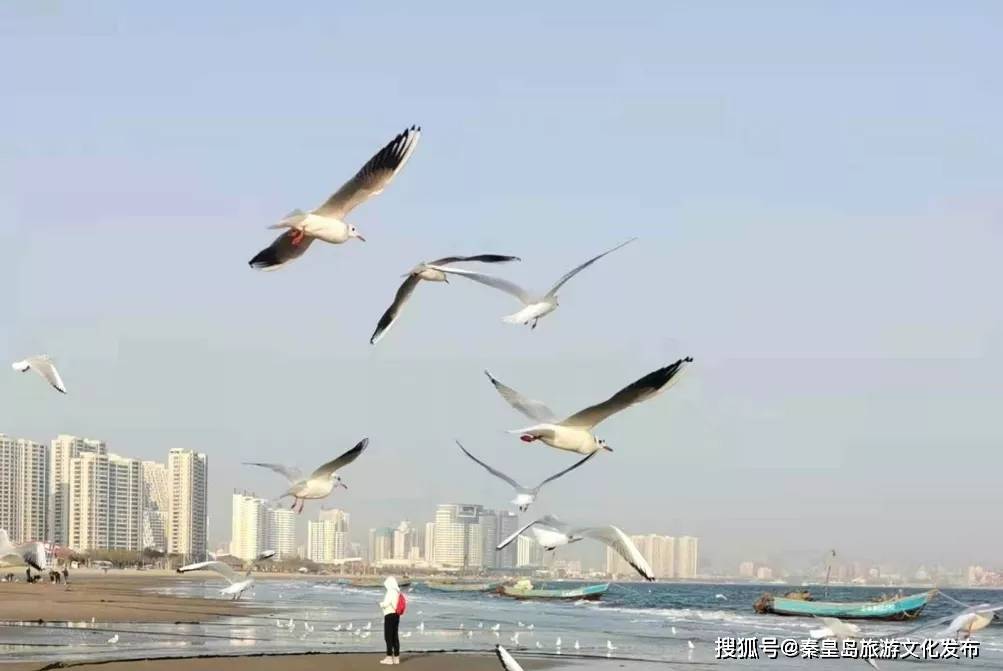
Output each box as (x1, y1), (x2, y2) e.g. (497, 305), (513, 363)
(339, 577), (413, 589)
(498, 578), (609, 601)
(754, 589), (935, 621)
(424, 580), (502, 593)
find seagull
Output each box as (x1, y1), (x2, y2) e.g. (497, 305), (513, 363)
(403, 631), (413, 638)
(535, 641), (542, 649)
(607, 640), (616, 651)
(495, 645), (524, 671)
(276, 620), (284, 629)
(715, 593), (727, 600)
(688, 640), (695, 650)
(361, 631), (370, 639)
(478, 622), (484, 629)
(510, 632), (520, 645)
(671, 626), (677, 635)
(175, 551), (275, 600)
(498, 515), (655, 581)
(0, 530), (47, 572)
(491, 623), (501, 632)
(417, 621), (425, 632)
(555, 637), (562, 648)
(304, 622), (314, 633)
(243, 438), (368, 513)
(466, 631), (473, 639)
(333, 624), (342, 631)
(810, 617), (880, 670)
(370, 254), (521, 344)
(425, 238), (635, 329)
(12, 355), (66, 394)
(456, 441), (597, 512)
(364, 621), (372, 631)
(107, 634), (119, 644)
(526, 624), (534, 631)
(574, 640), (580, 650)
(346, 622), (353, 631)
(517, 622), (524, 628)
(249, 125), (421, 270)
(899, 602), (1003, 641)
(485, 358), (692, 454)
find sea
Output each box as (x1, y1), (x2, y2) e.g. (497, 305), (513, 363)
(2, 580), (1002, 670)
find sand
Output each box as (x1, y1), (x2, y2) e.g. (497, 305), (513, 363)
(0, 571), (265, 624)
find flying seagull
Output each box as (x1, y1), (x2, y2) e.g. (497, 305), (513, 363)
(370, 254), (521, 344)
(424, 238), (635, 328)
(898, 599), (1003, 641)
(495, 645), (524, 671)
(456, 440), (597, 512)
(243, 438), (368, 513)
(0, 530), (48, 572)
(485, 358), (692, 454)
(249, 125), (421, 270)
(810, 617), (880, 670)
(176, 550), (275, 600)
(12, 355), (66, 394)
(497, 515), (655, 581)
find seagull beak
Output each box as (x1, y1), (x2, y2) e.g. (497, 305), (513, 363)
(339, 482), (348, 489)
(356, 234), (366, 242)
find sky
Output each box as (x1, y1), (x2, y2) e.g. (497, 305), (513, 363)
(1, 1), (1001, 570)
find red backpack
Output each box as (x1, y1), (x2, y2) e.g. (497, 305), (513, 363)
(395, 592), (407, 616)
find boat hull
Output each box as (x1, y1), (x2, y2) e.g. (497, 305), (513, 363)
(755, 590), (934, 621)
(425, 582), (501, 593)
(498, 582), (609, 601)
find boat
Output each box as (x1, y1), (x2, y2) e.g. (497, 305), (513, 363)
(424, 580), (502, 593)
(754, 589), (935, 621)
(498, 578), (609, 601)
(339, 577), (412, 589)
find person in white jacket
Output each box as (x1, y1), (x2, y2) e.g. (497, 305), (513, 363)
(378, 576), (402, 664)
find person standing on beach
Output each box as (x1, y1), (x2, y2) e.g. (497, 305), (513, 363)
(378, 576), (403, 665)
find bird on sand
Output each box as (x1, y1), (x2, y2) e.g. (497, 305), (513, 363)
(456, 440), (597, 512)
(243, 438), (368, 513)
(484, 358), (692, 454)
(370, 254), (521, 344)
(249, 125), (421, 270)
(12, 355), (66, 394)
(107, 634), (119, 644)
(423, 238), (635, 329)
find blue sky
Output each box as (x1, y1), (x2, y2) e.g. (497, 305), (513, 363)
(2, 2), (1001, 568)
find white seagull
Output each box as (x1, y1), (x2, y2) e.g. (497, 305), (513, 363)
(424, 238), (635, 329)
(107, 634), (119, 644)
(456, 440), (597, 512)
(715, 593), (727, 600)
(555, 637), (562, 648)
(485, 358), (692, 454)
(0, 530), (48, 572)
(498, 515), (654, 581)
(176, 551), (275, 600)
(899, 600), (1003, 641)
(249, 125), (421, 270)
(495, 645), (524, 671)
(491, 623), (501, 632)
(370, 254), (521, 344)
(810, 617), (880, 670)
(244, 437), (368, 513)
(12, 355), (66, 394)
(607, 640), (617, 651)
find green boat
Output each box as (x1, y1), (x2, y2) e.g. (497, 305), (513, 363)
(424, 581), (502, 593)
(754, 589), (935, 621)
(498, 579), (609, 601)
(339, 577), (412, 589)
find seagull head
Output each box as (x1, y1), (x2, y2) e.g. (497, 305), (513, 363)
(596, 437), (612, 452)
(348, 225), (366, 242)
(331, 474), (348, 489)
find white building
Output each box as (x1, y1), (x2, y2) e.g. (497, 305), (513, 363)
(368, 527), (393, 564)
(67, 452), (143, 551)
(230, 492), (267, 561)
(675, 536), (699, 579)
(308, 509), (350, 564)
(517, 535), (545, 568)
(50, 435), (105, 547)
(0, 435), (48, 544)
(496, 511), (520, 569)
(430, 504), (485, 569)
(168, 449), (208, 561)
(267, 507), (296, 558)
(393, 520), (414, 559)
(141, 461), (169, 551)
(423, 522), (435, 564)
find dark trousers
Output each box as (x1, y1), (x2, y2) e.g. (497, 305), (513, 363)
(384, 612), (400, 656)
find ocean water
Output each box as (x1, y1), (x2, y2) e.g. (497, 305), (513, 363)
(1, 580), (1001, 669)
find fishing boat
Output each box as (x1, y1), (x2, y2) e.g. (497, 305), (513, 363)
(498, 579), (609, 601)
(754, 589), (935, 621)
(424, 580), (502, 593)
(339, 577), (412, 589)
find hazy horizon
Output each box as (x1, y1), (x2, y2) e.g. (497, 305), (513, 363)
(2, 2), (1002, 570)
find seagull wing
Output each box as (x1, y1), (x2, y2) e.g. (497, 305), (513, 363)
(249, 230), (316, 271)
(562, 357), (693, 429)
(27, 356), (66, 393)
(496, 519), (546, 551)
(242, 462), (303, 484)
(424, 265), (533, 304)
(534, 451), (599, 490)
(575, 525), (655, 581)
(456, 441), (522, 489)
(177, 560), (240, 585)
(495, 645), (524, 671)
(483, 370), (558, 423)
(314, 125), (421, 218)
(370, 275), (422, 345)
(544, 238), (636, 298)
(430, 254), (522, 266)
(309, 437), (369, 479)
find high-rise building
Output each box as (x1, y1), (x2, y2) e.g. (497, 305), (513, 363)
(230, 492), (267, 561)
(430, 504), (483, 568)
(267, 507), (296, 558)
(142, 461), (169, 552)
(496, 511), (520, 569)
(0, 435), (48, 544)
(478, 511), (498, 569)
(606, 534), (676, 579)
(675, 536), (699, 579)
(168, 449), (208, 561)
(50, 435), (105, 547)
(308, 508), (349, 564)
(67, 452), (143, 552)
(738, 561), (755, 578)
(368, 527), (393, 564)
(393, 520), (413, 559)
(517, 535), (545, 567)
(424, 522), (435, 563)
